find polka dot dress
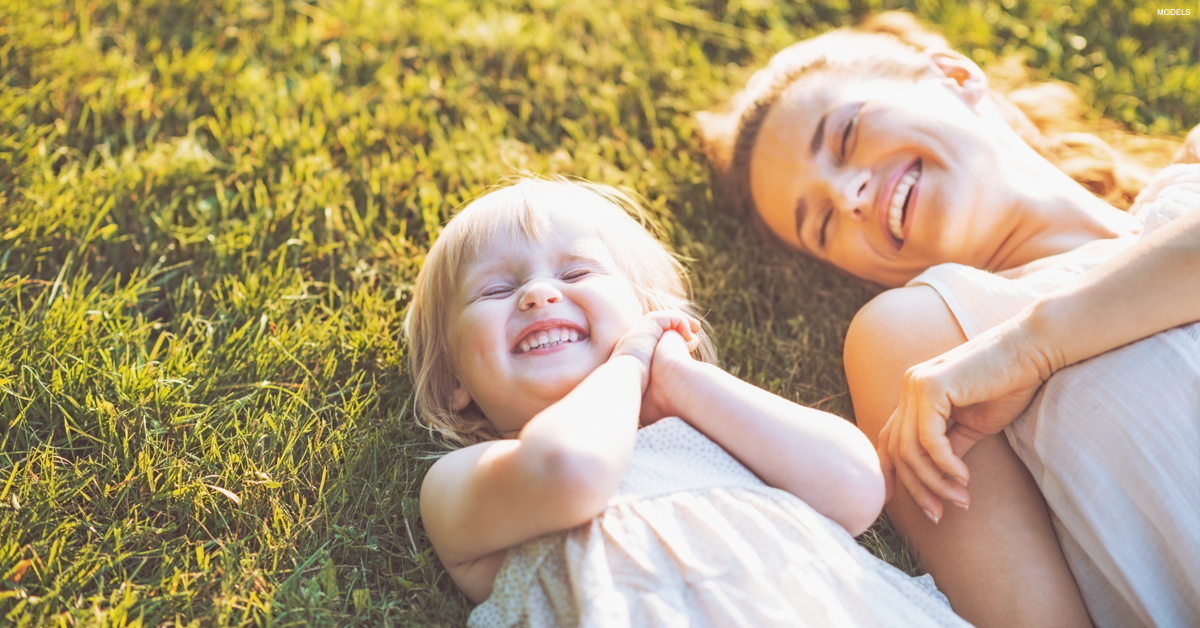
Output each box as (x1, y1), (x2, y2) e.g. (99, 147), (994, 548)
(468, 418), (969, 628)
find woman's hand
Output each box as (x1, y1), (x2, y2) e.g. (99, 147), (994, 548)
(610, 310), (701, 392)
(879, 315), (1058, 523)
(883, 208), (1200, 523)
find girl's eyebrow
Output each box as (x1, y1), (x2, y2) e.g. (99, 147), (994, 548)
(459, 261), (509, 294)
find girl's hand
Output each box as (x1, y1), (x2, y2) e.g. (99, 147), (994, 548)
(639, 330), (696, 425)
(609, 310), (701, 391)
(879, 315), (1057, 523)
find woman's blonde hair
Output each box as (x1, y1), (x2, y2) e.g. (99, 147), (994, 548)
(405, 177), (717, 448)
(697, 11), (1159, 229)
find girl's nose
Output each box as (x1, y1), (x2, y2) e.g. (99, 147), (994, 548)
(519, 281), (563, 310)
(832, 169), (871, 221)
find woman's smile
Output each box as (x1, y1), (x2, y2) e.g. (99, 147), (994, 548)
(879, 158), (922, 247)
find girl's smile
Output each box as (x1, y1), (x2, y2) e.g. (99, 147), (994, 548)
(447, 207), (644, 433)
(513, 319), (588, 354)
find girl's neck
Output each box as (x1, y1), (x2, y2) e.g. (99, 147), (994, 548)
(982, 121), (1141, 273)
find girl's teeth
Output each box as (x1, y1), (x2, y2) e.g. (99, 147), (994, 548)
(519, 328), (584, 352)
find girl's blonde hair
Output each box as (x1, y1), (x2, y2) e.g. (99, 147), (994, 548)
(696, 11), (1161, 230)
(405, 177), (717, 448)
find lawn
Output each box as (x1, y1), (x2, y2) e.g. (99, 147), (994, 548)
(1, 0), (1195, 625)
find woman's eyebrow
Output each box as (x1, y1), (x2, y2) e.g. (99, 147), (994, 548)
(810, 113), (828, 155)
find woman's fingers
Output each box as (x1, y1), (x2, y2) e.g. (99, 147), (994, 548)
(913, 384), (971, 485)
(876, 419), (897, 504)
(888, 382), (970, 515)
(897, 412), (971, 510)
(894, 459), (944, 524)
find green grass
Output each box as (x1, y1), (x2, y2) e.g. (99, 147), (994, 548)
(1, 0), (1194, 625)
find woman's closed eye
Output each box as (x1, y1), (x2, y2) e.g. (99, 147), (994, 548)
(838, 108), (861, 163)
(819, 207), (833, 248)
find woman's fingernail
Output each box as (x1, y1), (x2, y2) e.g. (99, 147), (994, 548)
(922, 508), (939, 524)
(952, 476), (968, 487)
(951, 500), (969, 511)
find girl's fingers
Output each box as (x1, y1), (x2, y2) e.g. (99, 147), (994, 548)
(646, 310), (701, 342)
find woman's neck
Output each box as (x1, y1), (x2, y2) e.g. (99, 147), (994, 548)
(981, 119), (1141, 272)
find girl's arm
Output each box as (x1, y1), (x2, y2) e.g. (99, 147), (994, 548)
(880, 207), (1200, 516)
(644, 333), (884, 536)
(420, 312), (699, 602)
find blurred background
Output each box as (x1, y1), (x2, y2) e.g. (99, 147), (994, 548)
(1, 1), (1195, 625)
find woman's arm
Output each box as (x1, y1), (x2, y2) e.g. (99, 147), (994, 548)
(644, 332), (884, 536)
(844, 288), (1092, 628)
(421, 312), (699, 602)
(882, 207), (1200, 512)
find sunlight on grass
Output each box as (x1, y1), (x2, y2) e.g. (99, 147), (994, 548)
(1, 0), (1194, 625)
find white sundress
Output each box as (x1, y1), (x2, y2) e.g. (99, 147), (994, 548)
(908, 162), (1200, 628)
(468, 417), (972, 628)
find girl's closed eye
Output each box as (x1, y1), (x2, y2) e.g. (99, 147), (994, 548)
(561, 268), (593, 281)
(480, 285), (515, 298)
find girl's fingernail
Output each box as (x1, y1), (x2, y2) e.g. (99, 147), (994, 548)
(922, 508), (939, 524)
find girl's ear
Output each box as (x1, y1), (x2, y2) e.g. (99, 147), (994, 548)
(927, 49), (988, 108)
(451, 379), (472, 411)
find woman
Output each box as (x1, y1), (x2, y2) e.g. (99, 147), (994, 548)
(698, 12), (1199, 628)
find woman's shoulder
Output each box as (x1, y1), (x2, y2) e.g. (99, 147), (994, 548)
(846, 285), (967, 362)
(844, 285), (970, 440)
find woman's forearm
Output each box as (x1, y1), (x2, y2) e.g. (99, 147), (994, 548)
(670, 361), (884, 535)
(1022, 208), (1200, 373)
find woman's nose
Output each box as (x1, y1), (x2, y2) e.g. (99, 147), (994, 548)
(832, 170), (871, 221)
(519, 281), (563, 310)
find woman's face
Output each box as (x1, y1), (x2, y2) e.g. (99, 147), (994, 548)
(749, 62), (1020, 287)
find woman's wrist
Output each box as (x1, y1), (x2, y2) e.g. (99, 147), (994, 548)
(1014, 297), (1071, 380)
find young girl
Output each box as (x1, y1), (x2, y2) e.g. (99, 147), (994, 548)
(406, 178), (970, 627)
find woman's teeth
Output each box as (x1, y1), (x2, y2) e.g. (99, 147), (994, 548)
(888, 162), (921, 241)
(518, 328), (581, 353)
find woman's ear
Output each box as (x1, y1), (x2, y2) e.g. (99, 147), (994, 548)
(927, 49), (988, 108)
(451, 379), (472, 411)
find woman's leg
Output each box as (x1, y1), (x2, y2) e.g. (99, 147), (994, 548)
(845, 286), (1091, 628)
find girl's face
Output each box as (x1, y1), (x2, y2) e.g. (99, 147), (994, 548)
(447, 208), (643, 434)
(749, 61), (1020, 287)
